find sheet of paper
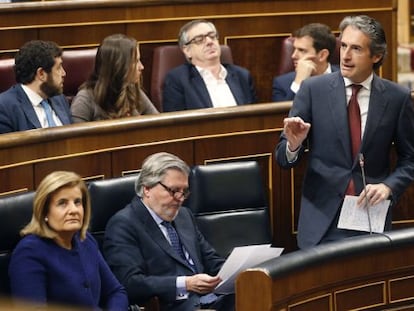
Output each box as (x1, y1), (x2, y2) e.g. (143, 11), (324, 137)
(337, 195), (390, 233)
(214, 244), (283, 294)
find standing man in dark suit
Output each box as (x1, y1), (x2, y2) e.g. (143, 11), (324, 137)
(0, 40), (72, 134)
(272, 23), (339, 102)
(103, 152), (234, 311)
(276, 15), (414, 249)
(162, 19), (257, 112)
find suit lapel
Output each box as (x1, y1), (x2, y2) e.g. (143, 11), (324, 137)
(50, 96), (70, 125)
(134, 199), (193, 269)
(174, 210), (201, 271)
(327, 73), (352, 162)
(16, 85), (42, 128)
(226, 67), (243, 104)
(361, 75), (387, 153)
(190, 67), (213, 108)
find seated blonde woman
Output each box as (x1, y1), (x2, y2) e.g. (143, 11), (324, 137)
(9, 171), (128, 310)
(71, 34), (159, 122)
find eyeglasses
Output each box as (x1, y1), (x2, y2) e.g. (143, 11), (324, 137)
(158, 181), (190, 200)
(185, 31), (219, 46)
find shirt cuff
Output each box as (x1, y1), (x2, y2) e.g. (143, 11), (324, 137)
(176, 276), (188, 300)
(290, 81), (300, 94)
(286, 142), (300, 163)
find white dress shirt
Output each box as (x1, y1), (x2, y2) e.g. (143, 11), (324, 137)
(196, 65), (237, 108)
(21, 84), (63, 127)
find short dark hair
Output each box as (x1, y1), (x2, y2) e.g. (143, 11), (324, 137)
(294, 23), (337, 62)
(14, 40), (62, 84)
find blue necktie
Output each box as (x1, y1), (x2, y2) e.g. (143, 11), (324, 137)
(162, 221), (196, 272)
(40, 99), (56, 127)
(162, 221), (217, 306)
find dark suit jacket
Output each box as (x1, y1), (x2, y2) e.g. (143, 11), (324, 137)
(275, 71), (414, 249)
(0, 84), (72, 134)
(103, 197), (224, 311)
(272, 65), (340, 102)
(162, 63), (257, 112)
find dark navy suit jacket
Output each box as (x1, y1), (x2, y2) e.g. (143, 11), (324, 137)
(0, 84), (72, 134)
(162, 63), (257, 112)
(276, 71), (414, 249)
(272, 65), (340, 102)
(103, 197), (225, 311)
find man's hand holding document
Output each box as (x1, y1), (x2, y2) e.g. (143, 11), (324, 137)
(214, 244), (283, 294)
(338, 195), (390, 233)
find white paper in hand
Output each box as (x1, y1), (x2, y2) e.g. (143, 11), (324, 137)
(214, 244), (283, 294)
(338, 195), (390, 233)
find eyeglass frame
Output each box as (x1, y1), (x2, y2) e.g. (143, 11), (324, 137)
(184, 31), (219, 46)
(158, 181), (190, 200)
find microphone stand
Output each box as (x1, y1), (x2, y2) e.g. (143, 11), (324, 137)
(359, 153), (372, 234)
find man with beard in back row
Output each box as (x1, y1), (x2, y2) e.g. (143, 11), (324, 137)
(0, 40), (72, 134)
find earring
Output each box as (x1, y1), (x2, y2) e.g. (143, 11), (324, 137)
(45, 217), (48, 222)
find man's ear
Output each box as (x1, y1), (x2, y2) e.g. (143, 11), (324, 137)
(318, 49), (329, 63)
(142, 185), (151, 198)
(36, 67), (47, 82)
(182, 45), (192, 61)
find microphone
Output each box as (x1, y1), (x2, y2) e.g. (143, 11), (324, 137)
(359, 153), (372, 234)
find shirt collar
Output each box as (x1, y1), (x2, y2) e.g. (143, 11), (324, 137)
(141, 198), (168, 225)
(325, 63), (333, 74)
(196, 64), (227, 80)
(343, 73), (373, 91)
(20, 84), (44, 106)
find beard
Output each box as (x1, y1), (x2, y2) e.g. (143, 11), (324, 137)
(40, 75), (63, 98)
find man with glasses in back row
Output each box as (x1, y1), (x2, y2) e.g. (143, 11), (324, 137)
(162, 19), (257, 112)
(103, 152), (234, 311)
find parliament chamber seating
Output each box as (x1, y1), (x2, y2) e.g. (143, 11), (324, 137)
(235, 229), (414, 311)
(185, 161), (272, 258)
(87, 174), (137, 250)
(0, 191), (35, 296)
(150, 44), (233, 111)
(276, 36), (341, 76)
(61, 48), (97, 104)
(0, 58), (15, 93)
(0, 48), (96, 103)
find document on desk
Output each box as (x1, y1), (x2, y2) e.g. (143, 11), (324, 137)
(337, 195), (390, 233)
(214, 244), (284, 294)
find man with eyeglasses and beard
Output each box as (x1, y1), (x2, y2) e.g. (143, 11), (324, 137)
(103, 152), (234, 311)
(0, 40), (72, 133)
(162, 19), (257, 112)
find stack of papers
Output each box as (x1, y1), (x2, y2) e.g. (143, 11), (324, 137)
(214, 244), (284, 294)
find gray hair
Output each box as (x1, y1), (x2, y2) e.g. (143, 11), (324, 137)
(135, 152), (190, 196)
(177, 19), (217, 48)
(339, 15), (387, 70)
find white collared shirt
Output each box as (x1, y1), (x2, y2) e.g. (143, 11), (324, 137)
(20, 84), (63, 128)
(196, 65), (237, 108)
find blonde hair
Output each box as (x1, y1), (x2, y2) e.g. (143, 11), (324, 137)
(21, 171), (91, 241)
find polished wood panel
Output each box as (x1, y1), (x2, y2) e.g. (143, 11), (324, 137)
(235, 232), (414, 311)
(0, 0), (398, 103)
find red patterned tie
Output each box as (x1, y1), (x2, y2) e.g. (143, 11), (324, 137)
(346, 84), (363, 195)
